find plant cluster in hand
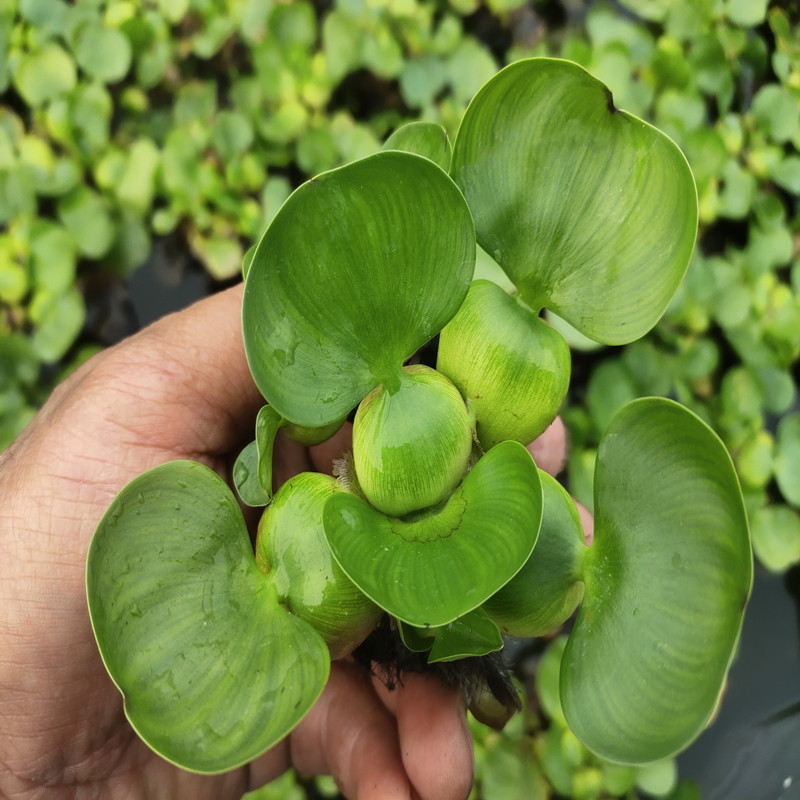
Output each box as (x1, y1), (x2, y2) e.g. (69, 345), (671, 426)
(86, 58), (752, 778)
(3, 0), (797, 580)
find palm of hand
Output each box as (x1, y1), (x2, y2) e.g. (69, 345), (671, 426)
(0, 287), (476, 800)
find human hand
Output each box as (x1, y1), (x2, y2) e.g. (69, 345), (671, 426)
(0, 283), (572, 799)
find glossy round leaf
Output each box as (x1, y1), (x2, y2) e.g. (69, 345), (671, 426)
(561, 398), (752, 764)
(383, 121), (452, 171)
(427, 607), (503, 663)
(484, 471), (586, 637)
(323, 441), (542, 627)
(450, 58), (698, 345)
(232, 441), (269, 507)
(242, 151), (475, 427)
(87, 461), (329, 773)
(398, 606), (503, 662)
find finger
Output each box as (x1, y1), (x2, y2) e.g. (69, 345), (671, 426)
(276, 660), (414, 800)
(526, 416), (567, 477)
(373, 671), (474, 800)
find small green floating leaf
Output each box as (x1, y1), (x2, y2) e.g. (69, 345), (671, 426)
(74, 23), (132, 83)
(323, 441), (542, 627)
(233, 441), (269, 507)
(13, 43), (77, 106)
(398, 606), (503, 662)
(383, 121), (452, 171)
(775, 412), (800, 508)
(87, 461), (329, 773)
(57, 186), (115, 259)
(427, 607), (503, 662)
(450, 58), (698, 345)
(750, 504), (800, 573)
(561, 398), (752, 764)
(242, 150), (476, 428)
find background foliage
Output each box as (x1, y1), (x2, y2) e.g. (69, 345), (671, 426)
(2, 0), (799, 796)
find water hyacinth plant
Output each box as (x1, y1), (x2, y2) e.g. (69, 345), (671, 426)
(86, 58), (753, 774)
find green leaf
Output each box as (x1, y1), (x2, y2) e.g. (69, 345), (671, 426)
(770, 156), (800, 195)
(116, 138), (160, 215)
(397, 620), (435, 652)
(427, 607), (503, 662)
(450, 58), (698, 345)
(29, 221), (77, 293)
(775, 413), (800, 507)
(29, 287), (85, 362)
(13, 43), (77, 106)
(751, 84), (799, 143)
(70, 82), (113, 157)
(255, 404), (283, 497)
(74, 24), (132, 83)
(233, 405), (284, 507)
(536, 635), (568, 726)
(211, 110), (255, 161)
(324, 441), (542, 627)
(242, 151), (475, 427)
(446, 38), (498, 106)
(241, 244), (256, 280)
(383, 121), (451, 171)
(437, 279), (571, 449)
(87, 461), (329, 773)
(635, 759), (678, 797)
(158, 0), (189, 23)
(0, 257), (28, 304)
(19, 0), (70, 34)
(57, 186), (115, 259)
(586, 359), (639, 436)
(483, 472), (585, 637)
(188, 233), (242, 281)
(399, 56), (448, 109)
(561, 398), (752, 764)
(399, 606), (503, 662)
(232, 440), (269, 507)
(726, 0), (769, 27)
(750, 504), (800, 572)
(736, 430), (774, 489)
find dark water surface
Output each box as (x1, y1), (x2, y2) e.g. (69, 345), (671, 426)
(678, 565), (800, 800)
